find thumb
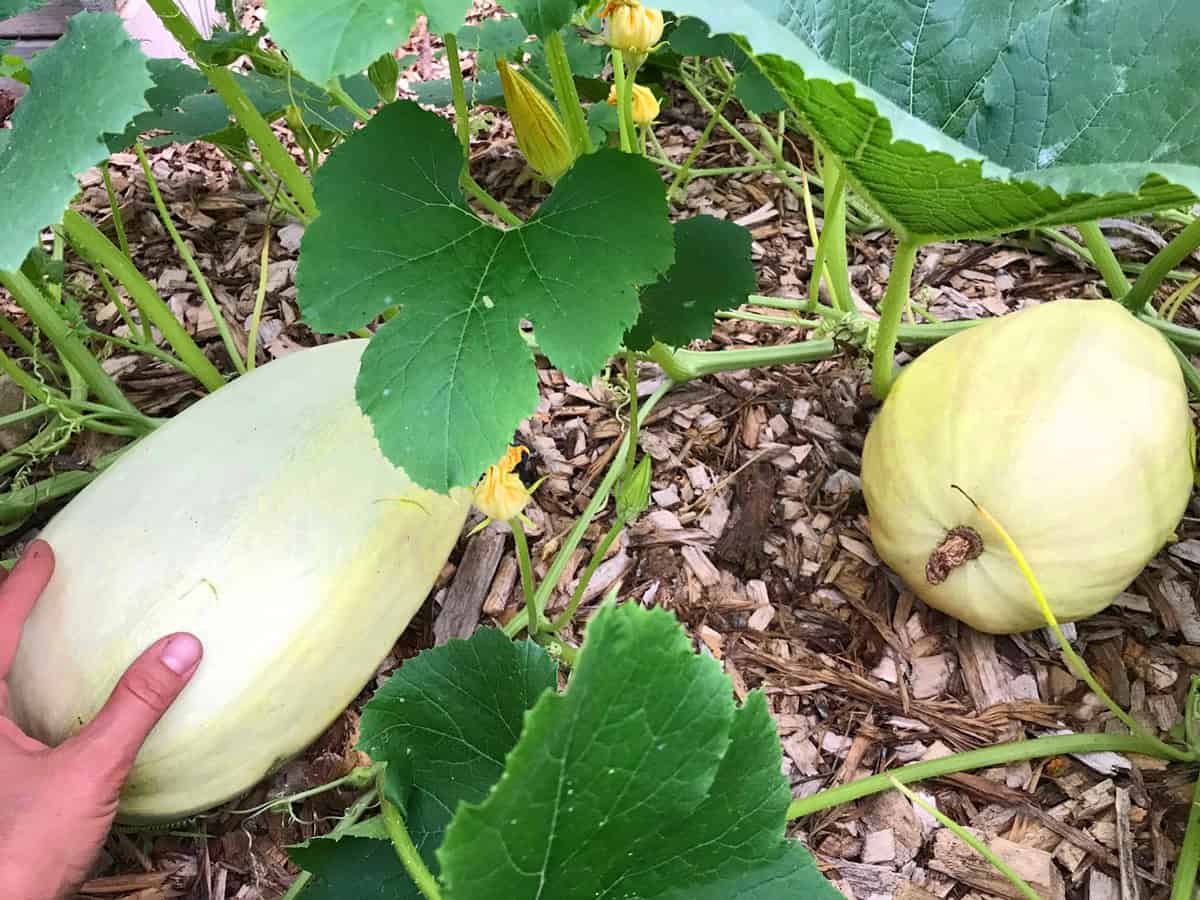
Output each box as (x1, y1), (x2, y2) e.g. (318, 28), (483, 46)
(72, 633), (202, 778)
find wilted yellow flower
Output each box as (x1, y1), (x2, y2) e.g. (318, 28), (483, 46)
(474, 446), (532, 522)
(497, 59), (574, 182)
(601, 1), (664, 53)
(608, 83), (660, 125)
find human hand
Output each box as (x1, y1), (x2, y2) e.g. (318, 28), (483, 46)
(0, 541), (203, 900)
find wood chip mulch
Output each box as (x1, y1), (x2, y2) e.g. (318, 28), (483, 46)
(3, 8), (1200, 899)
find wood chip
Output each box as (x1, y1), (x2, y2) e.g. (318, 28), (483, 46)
(433, 524), (505, 644)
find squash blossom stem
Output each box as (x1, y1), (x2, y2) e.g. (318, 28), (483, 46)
(870, 238), (921, 400)
(462, 173), (523, 227)
(544, 29), (593, 157)
(610, 50), (635, 153)
(443, 32), (471, 156)
(510, 519), (540, 635)
(502, 381), (674, 639)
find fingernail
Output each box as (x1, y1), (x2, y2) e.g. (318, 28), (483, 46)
(160, 634), (202, 675)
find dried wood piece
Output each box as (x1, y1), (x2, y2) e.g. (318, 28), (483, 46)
(482, 556), (519, 617)
(1115, 787), (1141, 900)
(433, 524), (505, 645)
(1089, 869), (1121, 900)
(958, 629), (1016, 712)
(861, 829), (896, 864)
(930, 830), (1065, 900)
(714, 462), (777, 570)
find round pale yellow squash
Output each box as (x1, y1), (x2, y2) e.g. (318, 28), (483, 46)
(8, 339), (471, 821)
(862, 300), (1194, 634)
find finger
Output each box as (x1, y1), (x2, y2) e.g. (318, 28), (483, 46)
(0, 540), (54, 679)
(71, 633), (202, 778)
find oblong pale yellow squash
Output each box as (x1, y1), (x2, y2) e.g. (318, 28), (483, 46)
(8, 339), (470, 821)
(862, 300), (1194, 634)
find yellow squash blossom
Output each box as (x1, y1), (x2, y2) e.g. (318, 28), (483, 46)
(497, 59), (575, 182)
(474, 445), (532, 523)
(608, 83), (660, 125)
(601, 1), (664, 54)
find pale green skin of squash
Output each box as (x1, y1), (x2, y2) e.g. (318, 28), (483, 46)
(862, 300), (1195, 635)
(7, 340), (471, 822)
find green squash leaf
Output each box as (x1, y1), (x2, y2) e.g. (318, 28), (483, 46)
(292, 630), (556, 898)
(105, 61), (374, 151)
(667, 15), (784, 114)
(297, 101), (673, 490)
(438, 602), (843, 899)
(507, 0), (577, 37)
(0, 13), (152, 271)
(289, 831), (421, 900)
(0, 0), (47, 20)
(625, 216), (757, 351)
(267, 0), (472, 84)
(411, 72), (504, 108)
(668, 1), (1200, 239)
(361, 629), (557, 865)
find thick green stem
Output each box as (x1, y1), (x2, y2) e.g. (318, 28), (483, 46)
(443, 33), (471, 155)
(381, 790), (442, 900)
(143, 0), (316, 218)
(870, 238), (921, 400)
(0, 269), (139, 418)
(1077, 221), (1133, 299)
(820, 158), (853, 313)
(788, 733), (1161, 820)
(510, 518), (540, 635)
(717, 310), (821, 328)
(610, 50), (635, 154)
(646, 338), (839, 382)
(1124, 217), (1200, 313)
(806, 170), (847, 313)
(544, 30), (592, 157)
(61, 212), (225, 392)
(1174, 772), (1200, 900)
(1168, 340), (1200, 399)
(502, 381), (673, 638)
(136, 144), (246, 374)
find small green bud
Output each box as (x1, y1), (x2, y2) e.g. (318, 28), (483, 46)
(617, 455), (652, 520)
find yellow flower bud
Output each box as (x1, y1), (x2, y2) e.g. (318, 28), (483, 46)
(474, 445), (533, 522)
(601, 1), (664, 53)
(497, 59), (574, 182)
(608, 83), (660, 125)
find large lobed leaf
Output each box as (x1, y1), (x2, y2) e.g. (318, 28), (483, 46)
(437, 602), (843, 898)
(267, 0), (472, 84)
(291, 604), (841, 898)
(297, 101), (673, 490)
(667, 0), (1200, 239)
(291, 630), (557, 899)
(0, 13), (152, 271)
